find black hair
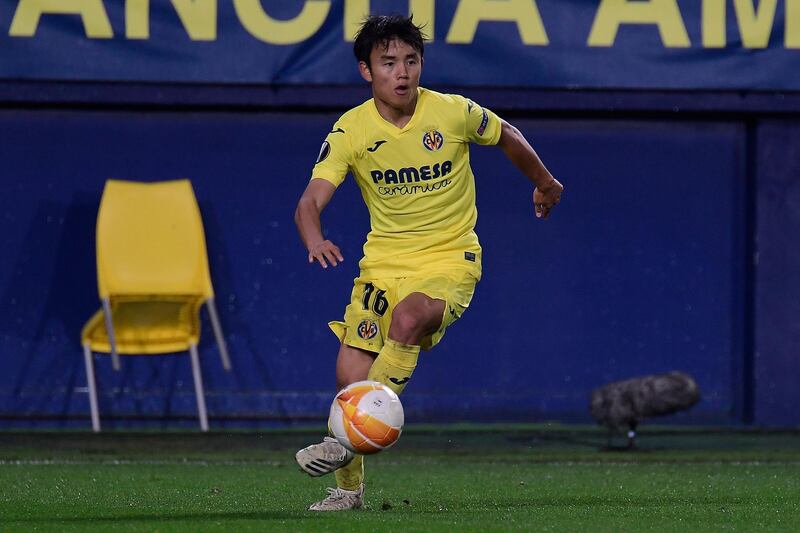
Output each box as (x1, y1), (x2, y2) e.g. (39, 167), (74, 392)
(353, 14), (426, 67)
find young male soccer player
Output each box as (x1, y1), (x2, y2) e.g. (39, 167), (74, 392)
(293, 15), (563, 511)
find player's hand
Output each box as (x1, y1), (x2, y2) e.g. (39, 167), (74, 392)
(308, 240), (344, 269)
(533, 178), (564, 219)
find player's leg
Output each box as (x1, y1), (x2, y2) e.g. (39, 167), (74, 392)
(334, 295), (438, 489)
(296, 342), (374, 479)
(365, 292), (443, 395)
(306, 295), (435, 511)
(301, 343), (380, 511)
(387, 292), (445, 345)
(370, 271), (479, 396)
(370, 267), (479, 396)
(331, 343), (373, 493)
(308, 292), (434, 510)
(336, 342), (375, 389)
(298, 278), (385, 510)
(303, 300), (435, 511)
(300, 274), (474, 511)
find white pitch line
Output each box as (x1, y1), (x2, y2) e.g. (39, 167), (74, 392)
(0, 459), (287, 466)
(1, 459), (800, 466)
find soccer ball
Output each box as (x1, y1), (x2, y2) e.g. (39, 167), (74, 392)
(329, 380), (404, 455)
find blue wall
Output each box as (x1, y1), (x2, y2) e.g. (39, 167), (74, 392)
(2, 107), (780, 427)
(755, 121), (800, 427)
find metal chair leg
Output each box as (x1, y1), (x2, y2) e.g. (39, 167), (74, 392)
(83, 343), (101, 432)
(206, 297), (231, 371)
(102, 298), (121, 371)
(189, 343), (209, 432)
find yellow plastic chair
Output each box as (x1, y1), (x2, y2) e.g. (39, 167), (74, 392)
(81, 179), (231, 432)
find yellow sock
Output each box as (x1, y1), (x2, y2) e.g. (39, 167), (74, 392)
(335, 338), (421, 490)
(367, 338), (420, 395)
(334, 454), (364, 491)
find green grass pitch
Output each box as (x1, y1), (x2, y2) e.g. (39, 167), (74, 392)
(1, 425), (799, 531)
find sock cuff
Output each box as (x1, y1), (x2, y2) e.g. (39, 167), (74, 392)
(384, 337), (420, 354)
(382, 338), (420, 371)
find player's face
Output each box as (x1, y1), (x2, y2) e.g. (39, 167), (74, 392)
(360, 38), (422, 112)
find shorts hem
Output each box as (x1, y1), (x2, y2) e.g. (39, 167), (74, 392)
(342, 338), (380, 354)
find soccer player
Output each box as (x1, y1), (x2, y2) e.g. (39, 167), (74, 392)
(293, 14), (563, 511)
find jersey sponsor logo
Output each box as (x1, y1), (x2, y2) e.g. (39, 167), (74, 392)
(422, 130), (444, 151)
(367, 140), (387, 153)
(370, 160), (453, 185)
(477, 109), (489, 136)
(389, 377), (410, 386)
(464, 251), (476, 262)
(357, 319), (378, 340)
(378, 178), (452, 196)
(316, 141), (330, 164)
(329, 127), (345, 134)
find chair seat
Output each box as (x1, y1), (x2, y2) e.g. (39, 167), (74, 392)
(81, 297), (203, 354)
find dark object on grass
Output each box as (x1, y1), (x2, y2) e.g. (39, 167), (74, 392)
(590, 371), (700, 449)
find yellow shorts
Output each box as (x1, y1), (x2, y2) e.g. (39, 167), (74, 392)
(329, 269), (479, 353)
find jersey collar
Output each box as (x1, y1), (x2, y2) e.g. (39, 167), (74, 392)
(369, 87), (426, 136)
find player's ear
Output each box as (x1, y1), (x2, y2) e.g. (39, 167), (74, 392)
(359, 61), (373, 83)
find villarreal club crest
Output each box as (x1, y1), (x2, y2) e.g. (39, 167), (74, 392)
(357, 319), (378, 340)
(422, 130), (444, 152)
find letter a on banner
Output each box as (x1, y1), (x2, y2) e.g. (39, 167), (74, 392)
(234, 0), (330, 44)
(10, 0), (113, 38)
(446, 0), (548, 45)
(588, 0), (690, 48)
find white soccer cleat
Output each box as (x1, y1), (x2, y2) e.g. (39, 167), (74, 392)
(295, 436), (354, 477)
(308, 484), (364, 511)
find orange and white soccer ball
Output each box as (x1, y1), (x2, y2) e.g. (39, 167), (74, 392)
(329, 380), (404, 455)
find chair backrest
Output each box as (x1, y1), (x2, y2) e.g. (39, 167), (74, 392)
(96, 179), (214, 299)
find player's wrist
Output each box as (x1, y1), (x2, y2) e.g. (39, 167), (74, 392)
(535, 176), (561, 193)
(534, 177), (555, 191)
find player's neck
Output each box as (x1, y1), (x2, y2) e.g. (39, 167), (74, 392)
(373, 93), (418, 129)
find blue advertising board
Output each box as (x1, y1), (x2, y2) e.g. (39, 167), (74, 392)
(0, 109), (750, 425)
(0, 0), (798, 89)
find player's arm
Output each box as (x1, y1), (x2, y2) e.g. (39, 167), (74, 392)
(294, 178), (344, 269)
(497, 119), (564, 219)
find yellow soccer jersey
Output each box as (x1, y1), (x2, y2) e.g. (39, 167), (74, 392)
(311, 87), (502, 279)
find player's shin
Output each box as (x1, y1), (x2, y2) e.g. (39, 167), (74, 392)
(335, 454), (364, 491)
(367, 338), (420, 395)
(333, 339), (418, 491)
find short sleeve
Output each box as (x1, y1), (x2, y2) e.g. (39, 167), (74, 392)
(463, 97), (502, 146)
(311, 122), (353, 187)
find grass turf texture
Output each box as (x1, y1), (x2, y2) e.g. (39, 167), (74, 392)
(1, 426), (799, 532)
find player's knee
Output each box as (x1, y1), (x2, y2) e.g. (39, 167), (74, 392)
(391, 310), (423, 339)
(389, 305), (439, 344)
